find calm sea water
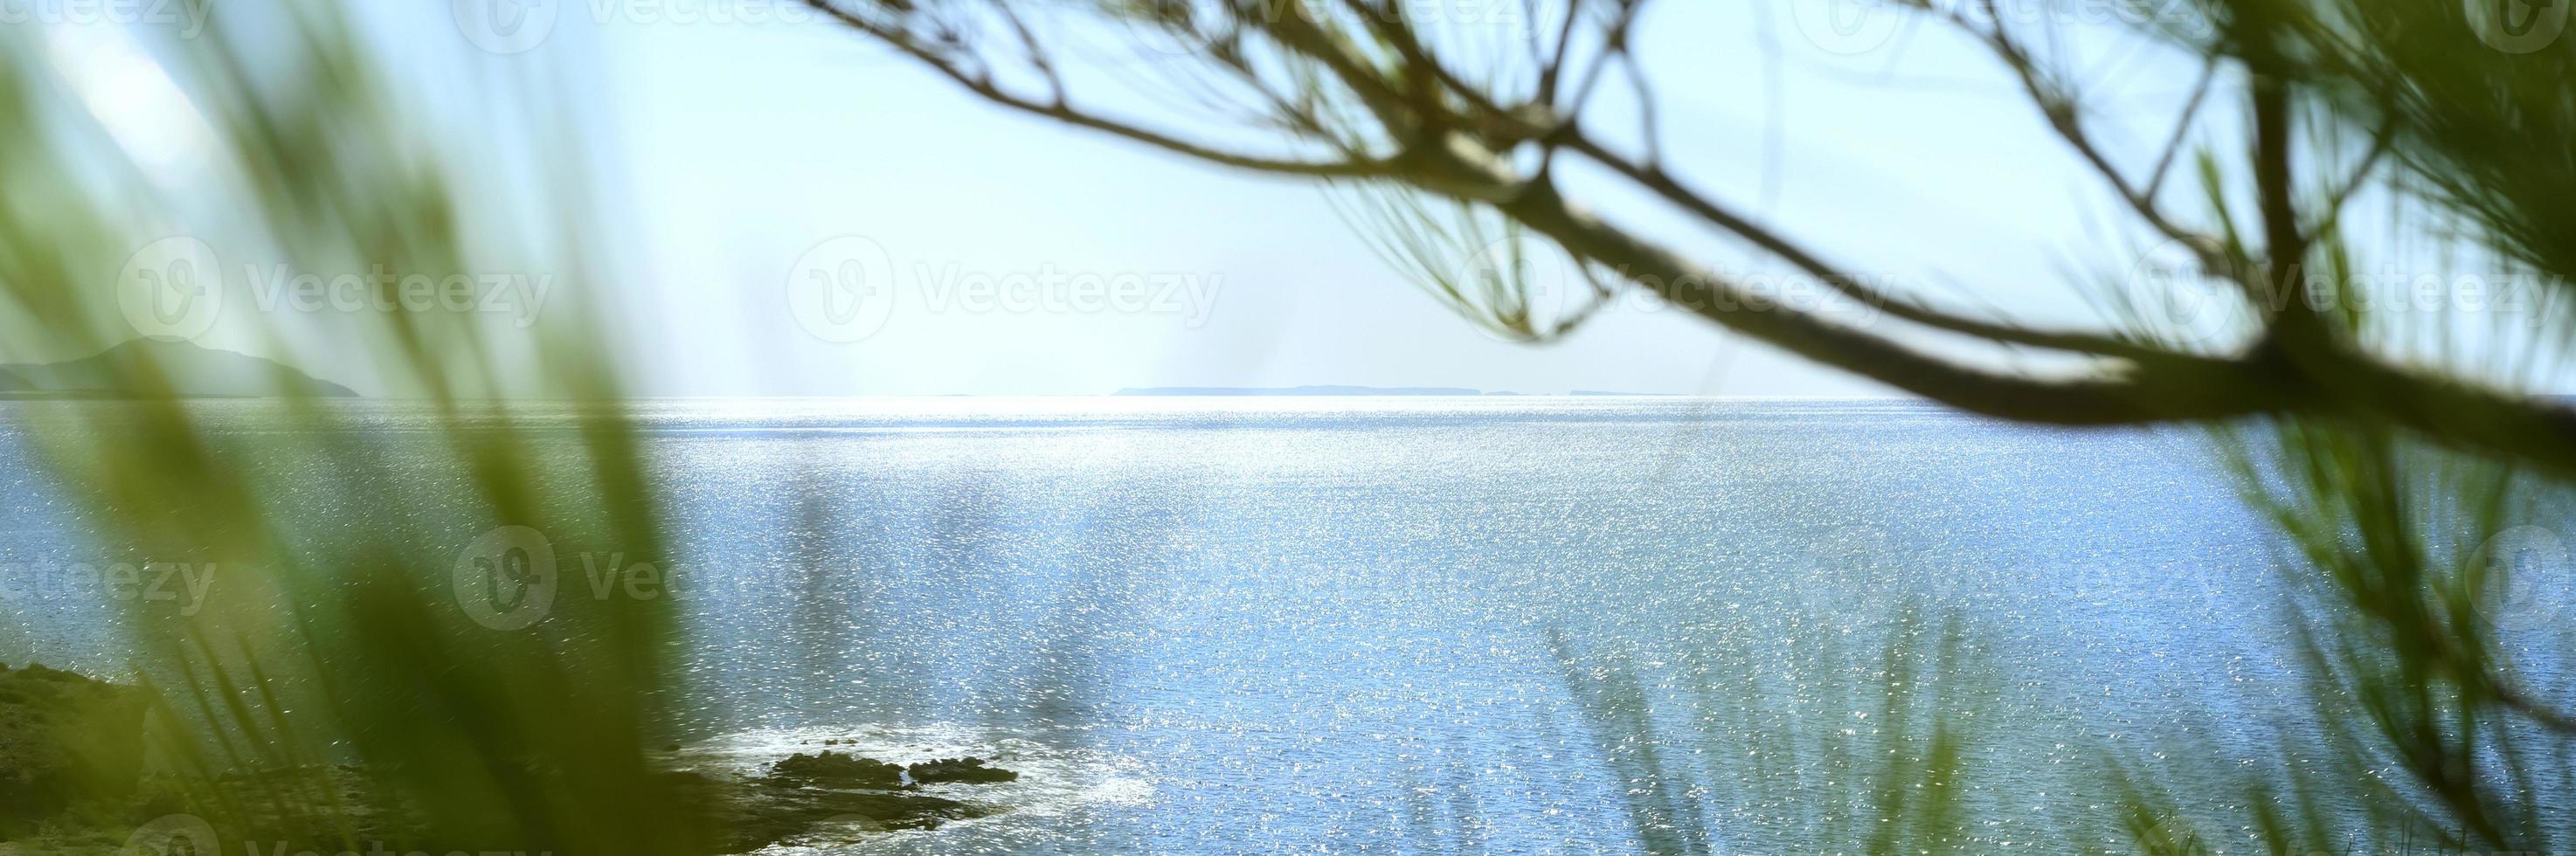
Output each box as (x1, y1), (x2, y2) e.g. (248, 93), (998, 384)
(0, 398), (2320, 853)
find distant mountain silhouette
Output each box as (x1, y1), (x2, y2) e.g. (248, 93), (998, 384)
(0, 338), (357, 398)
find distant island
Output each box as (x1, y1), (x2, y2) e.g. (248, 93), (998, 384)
(0, 338), (357, 399)
(1113, 386), (1675, 397)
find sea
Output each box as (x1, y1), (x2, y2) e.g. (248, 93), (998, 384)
(0, 397), (2448, 853)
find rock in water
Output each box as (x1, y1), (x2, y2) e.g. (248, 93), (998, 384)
(906, 756), (1019, 784)
(661, 770), (976, 853)
(765, 750), (906, 789)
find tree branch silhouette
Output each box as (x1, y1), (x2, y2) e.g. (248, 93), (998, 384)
(804, 0), (2576, 478)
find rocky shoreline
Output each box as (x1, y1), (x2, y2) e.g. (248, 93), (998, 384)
(0, 664), (1024, 854)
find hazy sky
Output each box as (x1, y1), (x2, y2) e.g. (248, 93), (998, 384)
(78, 2), (2234, 397)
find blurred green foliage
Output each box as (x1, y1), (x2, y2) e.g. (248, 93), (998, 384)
(0, 7), (695, 853)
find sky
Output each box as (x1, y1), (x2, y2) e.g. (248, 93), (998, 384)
(58, 1), (2243, 397)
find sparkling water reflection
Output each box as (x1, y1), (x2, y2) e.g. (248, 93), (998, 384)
(0, 398), (2307, 853)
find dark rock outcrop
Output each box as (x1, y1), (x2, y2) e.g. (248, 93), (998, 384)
(662, 770), (976, 853)
(764, 750), (907, 789)
(907, 756), (1019, 784)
